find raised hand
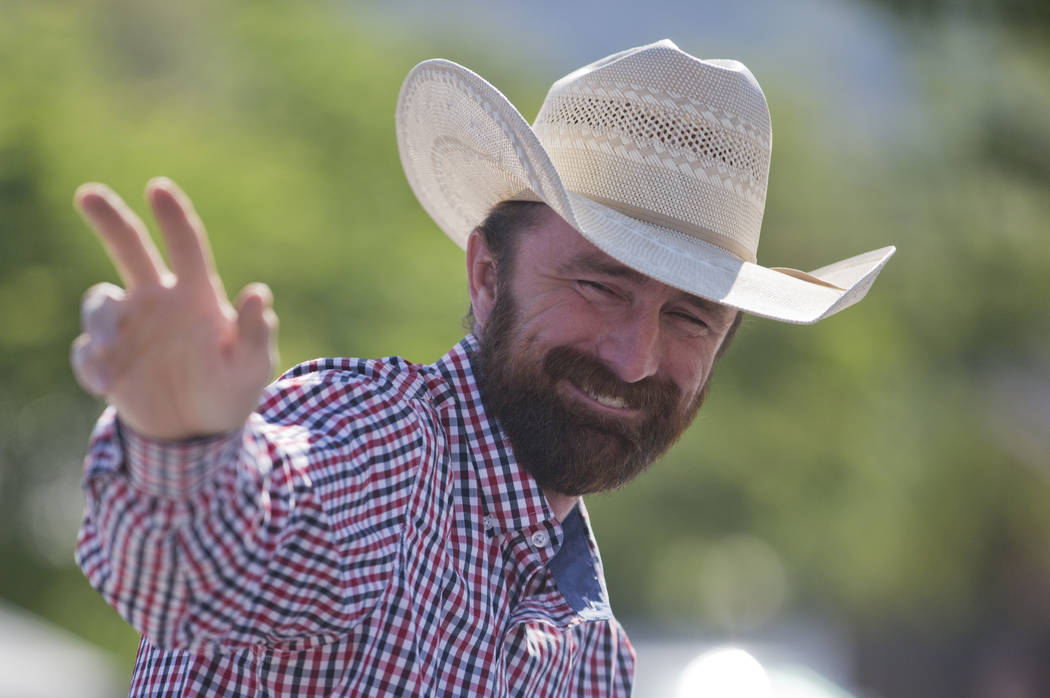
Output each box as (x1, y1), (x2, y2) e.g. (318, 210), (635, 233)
(71, 178), (278, 441)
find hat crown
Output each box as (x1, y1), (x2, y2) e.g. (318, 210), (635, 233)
(533, 40), (772, 262)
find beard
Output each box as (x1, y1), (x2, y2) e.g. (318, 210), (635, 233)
(474, 287), (708, 497)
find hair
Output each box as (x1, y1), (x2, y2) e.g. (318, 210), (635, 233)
(715, 310), (744, 359)
(463, 200), (549, 330)
(462, 199), (745, 358)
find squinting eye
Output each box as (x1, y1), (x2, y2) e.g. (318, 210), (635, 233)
(578, 280), (615, 295)
(670, 311), (708, 330)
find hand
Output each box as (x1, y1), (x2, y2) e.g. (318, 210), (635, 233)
(71, 178), (278, 441)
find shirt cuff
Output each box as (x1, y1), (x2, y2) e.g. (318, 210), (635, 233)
(120, 422), (244, 499)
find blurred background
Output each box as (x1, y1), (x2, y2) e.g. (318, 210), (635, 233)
(1, 0), (1048, 696)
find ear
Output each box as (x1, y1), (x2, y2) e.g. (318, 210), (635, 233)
(466, 228), (499, 330)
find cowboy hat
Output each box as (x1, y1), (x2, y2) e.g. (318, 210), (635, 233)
(395, 39), (895, 324)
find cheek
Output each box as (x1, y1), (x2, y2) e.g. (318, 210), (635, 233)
(514, 294), (606, 351)
(668, 352), (713, 403)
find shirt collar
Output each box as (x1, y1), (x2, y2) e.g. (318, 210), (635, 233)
(548, 502), (613, 620)
(428, 334), (555, 533)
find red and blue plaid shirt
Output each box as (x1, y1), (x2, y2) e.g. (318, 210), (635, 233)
(76, 335), (635, 696)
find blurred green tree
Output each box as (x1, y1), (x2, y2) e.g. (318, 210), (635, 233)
(0, 2), (1047, 695)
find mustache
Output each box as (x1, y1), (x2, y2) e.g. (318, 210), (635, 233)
(542, 345), (680, 413)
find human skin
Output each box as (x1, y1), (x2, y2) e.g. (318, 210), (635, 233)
(71, 181), (735, 516)
(465, 207), (738, 519)
(71, 178), (278, 441)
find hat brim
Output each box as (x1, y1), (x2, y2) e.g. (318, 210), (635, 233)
(396, 59), (895, 324)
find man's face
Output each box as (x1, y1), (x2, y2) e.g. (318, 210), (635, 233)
(473, 208), (738, 496)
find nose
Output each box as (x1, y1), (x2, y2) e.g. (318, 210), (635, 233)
(596, 311), (662, 384)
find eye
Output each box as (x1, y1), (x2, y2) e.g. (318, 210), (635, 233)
(668, 310), (710, 334)
(577, 279), (617, 297)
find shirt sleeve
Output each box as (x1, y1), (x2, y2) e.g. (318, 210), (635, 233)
(75, 361), (430, 654)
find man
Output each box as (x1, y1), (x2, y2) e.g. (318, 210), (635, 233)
(72, 40), (894, 696)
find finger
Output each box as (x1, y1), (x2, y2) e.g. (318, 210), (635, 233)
(81, 282), (126, 340)
(233, 281), (275, 377)
(146, 178), (222, 293)
(71, 333), (111, 396)
(235, 283), (277, 350)
(75, 183), (168, 289)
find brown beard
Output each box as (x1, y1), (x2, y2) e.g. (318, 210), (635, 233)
(474, 287), (707, 496)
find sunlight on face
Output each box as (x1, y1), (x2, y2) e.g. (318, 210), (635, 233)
(676, 647), (772, 698)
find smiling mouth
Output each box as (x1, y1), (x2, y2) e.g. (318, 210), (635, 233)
(565, 380), (635, 412)
(583, 386), (629, 409)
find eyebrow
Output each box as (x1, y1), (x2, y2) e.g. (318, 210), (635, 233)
(558, 250), (734, 320)
(558, 251), (649, 284)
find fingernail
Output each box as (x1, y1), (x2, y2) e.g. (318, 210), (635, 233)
(74, 183), (107, 208)
(147, 176), (174, 193)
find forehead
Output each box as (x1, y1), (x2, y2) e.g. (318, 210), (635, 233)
(518, 206), (734, 318)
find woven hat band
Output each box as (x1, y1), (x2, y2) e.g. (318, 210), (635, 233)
(535, 92), (769, 196)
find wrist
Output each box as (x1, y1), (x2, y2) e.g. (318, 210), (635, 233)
(119, 420), (244, 498)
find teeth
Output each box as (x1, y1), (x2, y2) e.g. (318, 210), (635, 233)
(584, 387), (628, 409)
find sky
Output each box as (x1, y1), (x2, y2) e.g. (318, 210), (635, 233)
(353, 0), (916, 138)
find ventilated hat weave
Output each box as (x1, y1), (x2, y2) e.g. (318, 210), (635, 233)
(396, 40), (894, 323)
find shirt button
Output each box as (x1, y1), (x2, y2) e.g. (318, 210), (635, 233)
(484, 516), (495, 530)
(530, 531), (549, 548)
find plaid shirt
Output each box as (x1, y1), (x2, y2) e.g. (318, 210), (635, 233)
(76, 335), (635, 696)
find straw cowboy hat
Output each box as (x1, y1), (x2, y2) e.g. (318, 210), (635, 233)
(396, 39), (895, 323)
